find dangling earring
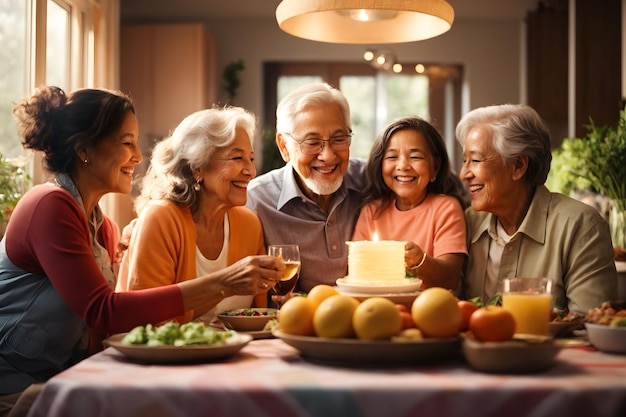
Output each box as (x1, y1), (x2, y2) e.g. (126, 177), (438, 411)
(193, 177), (202, 191)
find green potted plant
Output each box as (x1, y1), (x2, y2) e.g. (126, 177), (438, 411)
(547, 106), (626, 260)
(0, 152), (31, 237)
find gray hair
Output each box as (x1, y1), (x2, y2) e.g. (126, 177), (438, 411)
(276, 82), (351, 134)
(455, 104), (552, 185)
(136, 106), (257, 215)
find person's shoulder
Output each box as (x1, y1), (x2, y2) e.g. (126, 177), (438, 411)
(547, 190), (605, 220)
(348, 158), (366, 172)
(141, 199), (180, 212)
(429, 193), (460, 205)
(21, 183), (77, 211)
(229, 205), (260, 221)
(345, 158), (366, 187)
(25, 182), (68, 199)
(140, 200), (190, 222)
(249, 166), (285, 190)
(464, 206), (490, 227)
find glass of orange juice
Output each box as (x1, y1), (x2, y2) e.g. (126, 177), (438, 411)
(502, 277), (553, 336)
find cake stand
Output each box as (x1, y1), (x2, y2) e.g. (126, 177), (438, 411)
(335, 277), (423, 309)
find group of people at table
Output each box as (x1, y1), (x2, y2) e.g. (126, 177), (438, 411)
(0, 82), (619, 416)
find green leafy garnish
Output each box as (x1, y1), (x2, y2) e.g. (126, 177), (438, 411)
(122, 321), (233, 346)
(468, 293), (502, 308)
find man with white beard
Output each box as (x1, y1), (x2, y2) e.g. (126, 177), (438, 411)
(246, 82), (365, 293)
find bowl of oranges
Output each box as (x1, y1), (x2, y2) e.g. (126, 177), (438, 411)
(272, 286), (462, 366)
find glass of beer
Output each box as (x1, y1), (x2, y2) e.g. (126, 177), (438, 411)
(267, 244), (301, 308)
(502, 277), (553, 336)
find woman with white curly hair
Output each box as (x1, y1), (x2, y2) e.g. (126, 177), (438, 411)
(116, 106), (280, 324)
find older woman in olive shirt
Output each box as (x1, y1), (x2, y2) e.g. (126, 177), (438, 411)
(457, 104), (617, 315)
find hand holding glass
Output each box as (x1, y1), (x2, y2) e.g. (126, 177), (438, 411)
(267, 245), (301, 307)
(502, 277), (553, 336)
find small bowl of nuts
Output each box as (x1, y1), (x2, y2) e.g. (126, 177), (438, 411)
(585, 300), (626, 354)
(217, 308), (278, 332)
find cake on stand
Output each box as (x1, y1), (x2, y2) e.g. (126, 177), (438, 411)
(336, 240), (423, 308)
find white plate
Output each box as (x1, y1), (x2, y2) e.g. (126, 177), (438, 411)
(272, 330), (460, 366)
(334, 288), (421, 308)
(243, 329), (275, 340)
(103, 332), (252, 363)
(335, 277), (422, 294)
(585, 323), (626, 354)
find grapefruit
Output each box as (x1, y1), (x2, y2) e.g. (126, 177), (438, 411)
(411, 287), (461, 338)
(353, 297), (403, 340)
(307, 285), (339, 309)
(278, 296), (315, 336)
(313, 294), (359, 338)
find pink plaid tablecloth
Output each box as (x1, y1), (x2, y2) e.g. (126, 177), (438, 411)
(27, 338), (626, 417)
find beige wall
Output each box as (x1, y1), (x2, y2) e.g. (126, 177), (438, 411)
(203, 18), (525, 124)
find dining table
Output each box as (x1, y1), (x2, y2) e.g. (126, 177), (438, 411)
(25, 333), (626, 417)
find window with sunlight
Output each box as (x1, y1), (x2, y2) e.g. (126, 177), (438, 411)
(276, 73), (430, 160)
(0, 0), (109, 179)
(0, 0), (29, 159)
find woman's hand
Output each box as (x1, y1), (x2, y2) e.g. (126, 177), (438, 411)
(178, 255), (284, 316)
(221, 255), (284, 296)
(404, 241), (425, 270)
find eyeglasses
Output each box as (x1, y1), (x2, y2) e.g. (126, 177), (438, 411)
(284, 132), (352, 155)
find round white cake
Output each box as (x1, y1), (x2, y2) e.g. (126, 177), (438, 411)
(346, 240), (407, 285)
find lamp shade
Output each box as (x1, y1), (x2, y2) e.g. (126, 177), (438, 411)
(276, 0), (455, 44)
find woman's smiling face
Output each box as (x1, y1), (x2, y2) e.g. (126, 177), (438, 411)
(200, 127), (256, 207)
(85, 111), (142, 196)
(459, 125), (515, 215)
(382, 129), (439, 210)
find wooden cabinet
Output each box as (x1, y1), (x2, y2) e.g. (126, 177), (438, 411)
(112, 23), (217, 229)
(526, 0), (621, 146)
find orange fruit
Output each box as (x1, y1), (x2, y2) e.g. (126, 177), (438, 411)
(458, 300), (479, 332)
(278, 296), (315, 336)
(307, 285), (339, 309)
(469, 306), (516, 342)
(395, 304), (416, 329)
(313, 294), (359, 338)
(353, 297), (403, 340)
(411, 287), (461, 338)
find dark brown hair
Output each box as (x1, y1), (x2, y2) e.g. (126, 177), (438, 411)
(362, 116), (467, 217)
(13, 86), (135, 174)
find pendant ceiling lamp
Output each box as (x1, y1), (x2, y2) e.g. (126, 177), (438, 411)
(276, 0), (455, 44)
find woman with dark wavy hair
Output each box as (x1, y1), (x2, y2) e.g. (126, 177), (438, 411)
(0, 87), (282, 416)
(353, 116), (467, 290)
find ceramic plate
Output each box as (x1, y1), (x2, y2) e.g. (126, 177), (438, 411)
(462, 336), (562, 373)
(217, 308), (278, 332)
(103, 332), (252, 363)
(242, 329), (275, 340)
(548, 320), (585, 337)
(335, 278), (422, 294)
(585, 323), (626, 354)
(334, 289), (421, 309)
(272, 330), (460, 366)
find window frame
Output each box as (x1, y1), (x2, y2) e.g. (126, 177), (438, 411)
(263, 61), (465, 172)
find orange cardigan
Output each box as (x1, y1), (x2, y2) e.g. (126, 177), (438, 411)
(116, 200), (266, 323)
